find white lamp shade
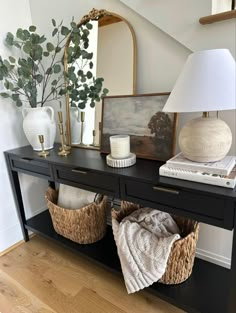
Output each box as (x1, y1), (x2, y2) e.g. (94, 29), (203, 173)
(163, 49), (236, 113)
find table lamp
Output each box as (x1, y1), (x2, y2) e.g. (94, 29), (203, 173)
(163, 49), (236, 162)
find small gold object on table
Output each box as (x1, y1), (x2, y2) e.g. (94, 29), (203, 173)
(38, 135), (50, 157)
(58, 111), (71, 152)
(79, 111), (86, 146)
(90, 130), (99, 147)
(58, 122), (70, 156)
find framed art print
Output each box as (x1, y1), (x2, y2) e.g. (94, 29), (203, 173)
(101, 93), (178, 161)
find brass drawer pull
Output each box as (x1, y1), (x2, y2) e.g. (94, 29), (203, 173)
(71, 169), (87, 175)
(20, 157), (33, 162)
(153, 186), (179, 195)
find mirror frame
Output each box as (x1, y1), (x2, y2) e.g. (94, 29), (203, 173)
(64, 8), (137, 148)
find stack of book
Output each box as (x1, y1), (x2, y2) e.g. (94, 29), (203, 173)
(159, 153), (236, 189)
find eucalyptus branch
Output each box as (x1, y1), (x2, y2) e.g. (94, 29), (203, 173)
(41, 82), (65, 105)
(1, 19), (107, 109)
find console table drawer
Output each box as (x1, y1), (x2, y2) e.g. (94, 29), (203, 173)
(10, 156), (52, 179)
(54, 165), (119, 196)
(122, 179), (234, 229)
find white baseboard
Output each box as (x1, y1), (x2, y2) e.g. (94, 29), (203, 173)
(0, 223), (23, 252)
(196, 248), (231, 269)
(0, 206), (47, 253)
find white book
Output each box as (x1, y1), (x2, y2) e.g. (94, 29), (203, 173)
(166, 152), (236, 176)
(159, 164), (236, 189)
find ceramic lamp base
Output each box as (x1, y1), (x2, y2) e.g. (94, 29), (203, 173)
(106, 153), (136, 168)
(179, 117), (232, 162)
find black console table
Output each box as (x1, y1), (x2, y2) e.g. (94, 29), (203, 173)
(4, 144), (236, 313)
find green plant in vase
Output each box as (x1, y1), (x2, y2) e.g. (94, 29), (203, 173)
(0, 18), (108, 150)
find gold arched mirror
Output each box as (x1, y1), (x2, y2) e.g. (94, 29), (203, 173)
(64, 8), (137, 148)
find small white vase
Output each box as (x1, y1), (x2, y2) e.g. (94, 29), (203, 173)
(22, 106), (56, 151)
(70, 107), (81, 144)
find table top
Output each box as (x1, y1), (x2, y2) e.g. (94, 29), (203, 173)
(5, 144), (236, 200)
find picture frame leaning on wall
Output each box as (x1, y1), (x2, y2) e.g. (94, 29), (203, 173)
(100, 93), (178, 161)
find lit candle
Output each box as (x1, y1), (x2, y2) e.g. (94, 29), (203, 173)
(110, 135), (130, 159)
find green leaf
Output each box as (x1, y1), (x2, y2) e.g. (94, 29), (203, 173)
(3, 60), (11, 69)
(51, 79), (57, 86)
(4, 80), (14, 90)
(23, 30), (30, 39)
(89, 61), (93, 69)
(55, 46), (61, 53)
(83, 29), (90, 36)
(17, 78), (24, 88)
(46, 42), (54, 52)
(53, 64), (61, 73)
(70, 21), (77, 28)
(52, 19), (56, 27)
(16, 99), (23, 107)
(12, 93), (19, 101)
(39, 36), (46, 44)
(86, 23), (93, 30)
(32, 45), (43, 61)
(68, 72), (77, 82)
(61, 26), (70, 36)
(52, 28), (58, 37)
(102, 88), (109, 95)
(46, 67), (53, 75)
(78, 102), (86, 109)
(5, 32), (14, 45)
(29, 25), (36, 32)
(13, 42), (21, 48)
(59, 88), (67, 96)
(9, 56), (16, 63)
(0, 92), (10, 98)
(90, 101), (95, 108)
(77, 70), (83, 76)
(31, 33), (40, 44)
(16, 28), (23, 38)
(86, 71), (92, 79)
(43, 51), (50, 57)
(23, 41), (31, 54)
(35, 74), (43, 83)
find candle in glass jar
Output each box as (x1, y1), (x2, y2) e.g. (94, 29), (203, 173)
(110, 135), (130, 159)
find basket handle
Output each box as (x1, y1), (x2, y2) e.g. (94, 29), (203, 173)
(94, 193), (103, 203)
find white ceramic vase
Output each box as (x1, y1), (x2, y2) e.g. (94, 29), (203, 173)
(22, 106), (56, 151)
(70, 107), (81, 144)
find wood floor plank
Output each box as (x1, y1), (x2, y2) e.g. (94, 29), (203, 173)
(72, 287), (127, 313)
(0, 236), (184, 313)
(0, 270), (56, 313)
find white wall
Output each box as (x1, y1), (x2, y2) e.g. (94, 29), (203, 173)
(0, 0), (48, 252)
(120, 0), (236, 55)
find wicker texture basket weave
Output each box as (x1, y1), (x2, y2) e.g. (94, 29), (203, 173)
(112, 201), (199, 285)
(45, 187), (107, 244)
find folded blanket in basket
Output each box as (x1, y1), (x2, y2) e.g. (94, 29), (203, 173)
(58, 184), (97, 210)
(112, 208), (181, 294)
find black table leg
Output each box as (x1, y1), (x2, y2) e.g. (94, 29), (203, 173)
(4, 153), (29, 242)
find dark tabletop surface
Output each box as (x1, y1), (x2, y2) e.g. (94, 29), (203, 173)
(5, 144), (236, 199)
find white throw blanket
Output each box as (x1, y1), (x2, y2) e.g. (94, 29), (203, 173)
(112, 208), (181, 294)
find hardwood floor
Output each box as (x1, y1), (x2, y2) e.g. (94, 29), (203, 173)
(0, 236), (184, 313)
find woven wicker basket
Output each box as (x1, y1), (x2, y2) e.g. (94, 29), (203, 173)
(45, 187), (107, 244)
(112, 201), (199, 285)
